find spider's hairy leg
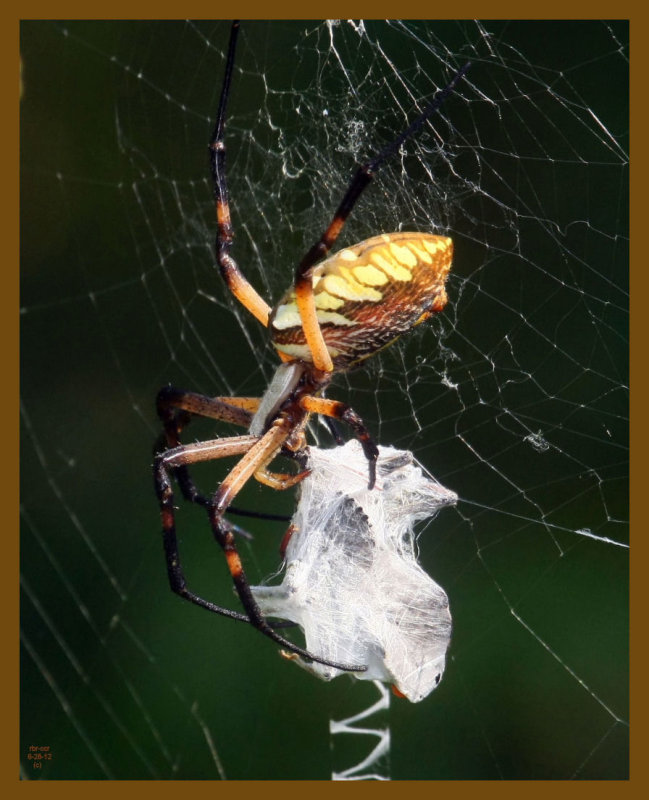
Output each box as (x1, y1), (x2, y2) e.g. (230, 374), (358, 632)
(210, 20), (271, 328)
(200, 420), (367, 673)
(155, 386), (259, 509)
(155, 387), (289, 523)
(299, 395), (379, 489)
(157, 386), (257, 441)
(154, 420), (365, 671)
(154, 434), (260, 623)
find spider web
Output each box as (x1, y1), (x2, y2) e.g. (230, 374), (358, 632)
(20, 20), (628, 780)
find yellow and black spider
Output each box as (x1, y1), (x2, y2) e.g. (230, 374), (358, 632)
(154, 21), (469, 672)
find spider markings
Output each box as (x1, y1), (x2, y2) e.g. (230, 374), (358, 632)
(270, 232), (452, 368)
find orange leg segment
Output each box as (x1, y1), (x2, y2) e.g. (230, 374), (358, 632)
(294, 277), (334, 373)
(255, 466), (311, 491)
(299, 395), (379, 489)
(153, 415), (365, 672)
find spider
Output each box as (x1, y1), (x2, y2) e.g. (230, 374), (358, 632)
(153, 21), (469, 673)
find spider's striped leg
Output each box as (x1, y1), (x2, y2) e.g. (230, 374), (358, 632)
(157, 386), (259, 431)
(209, 21), (272, 328)
(154, 434), (261, 622)
(292, 60), (470, 373)
(156, 387), (257, 460)
(300, 395), (379, 489)
(292, 167), (375, 372)
(206, 420), (367, 673)
(296, 59), (471, 276)
(155, 387), (287, 522)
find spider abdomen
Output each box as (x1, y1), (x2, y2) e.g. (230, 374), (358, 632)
(269, 232), (452, 369)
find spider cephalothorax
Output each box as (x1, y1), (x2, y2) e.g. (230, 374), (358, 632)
(153, 20), (468, 672)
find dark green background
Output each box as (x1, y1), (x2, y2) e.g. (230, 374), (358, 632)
(20, 20), (628, 779)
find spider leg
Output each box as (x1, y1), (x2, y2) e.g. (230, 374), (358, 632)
(293, 61), (470, 373)
(254, 465), (311, 490)
(300, 395), (379, 489)
(208, 422), (366, 671)
(154, 434), (260, 623)
(156, 386), (257, 437)
(155, 386), (289, 521)
(154, 424), (366, 673)
(210, 20), (272, 328)
(323, 415), (346, 446)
